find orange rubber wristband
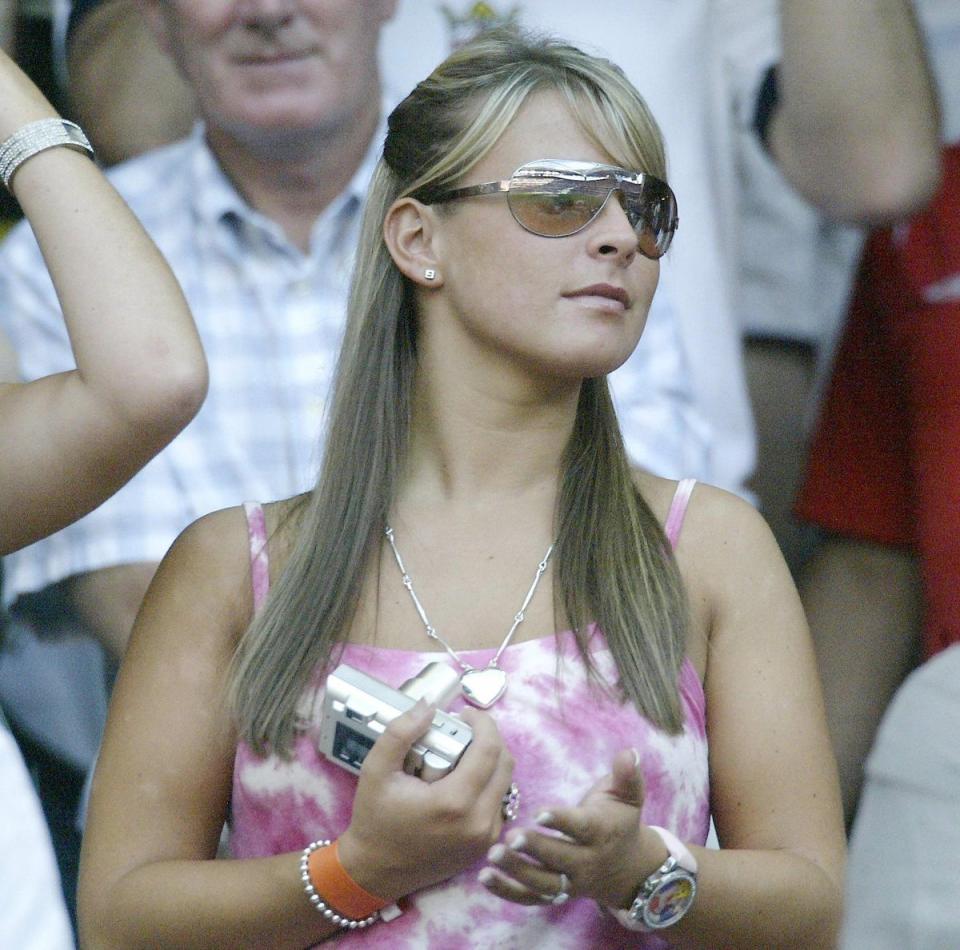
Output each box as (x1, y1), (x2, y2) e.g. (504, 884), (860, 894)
(307, 839), (389, 920)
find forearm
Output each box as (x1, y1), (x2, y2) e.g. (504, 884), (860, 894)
(0, 52), (207, 439)
(80, 853), (343, 950)
(665, 845), (842, 950)
(771, 0), (941, 221)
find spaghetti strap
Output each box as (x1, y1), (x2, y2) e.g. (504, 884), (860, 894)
(664, 478), (697, 551)
(242, 501), (270, 613)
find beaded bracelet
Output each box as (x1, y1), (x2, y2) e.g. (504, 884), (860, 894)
(299, 839), (381, 930)
(0, 118), (95, 192)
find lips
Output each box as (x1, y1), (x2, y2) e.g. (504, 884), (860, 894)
(235, 49), (314, 65)
(563, 284), (631, 309)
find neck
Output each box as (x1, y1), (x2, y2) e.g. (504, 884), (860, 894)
(204, 100), (380, 253)
(400, 349), (582, 510)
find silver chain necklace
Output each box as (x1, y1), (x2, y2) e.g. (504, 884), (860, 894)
(384, 526), (555, 708)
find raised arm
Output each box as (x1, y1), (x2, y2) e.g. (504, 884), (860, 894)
(770, 0), (942, 222)
(0, 50), (207, 555)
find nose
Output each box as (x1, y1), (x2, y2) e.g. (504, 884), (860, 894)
(237, 0), (296, 30)
(586, 190), (638, 265)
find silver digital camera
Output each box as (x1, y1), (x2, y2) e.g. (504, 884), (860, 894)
(318, 662), (473, 782)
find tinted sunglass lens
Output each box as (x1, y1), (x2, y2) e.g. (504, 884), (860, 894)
(508, 190), (602, 237)
(629, 191), (677, 259)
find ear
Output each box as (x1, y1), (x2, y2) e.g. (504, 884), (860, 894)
(383, 198), (443, 288)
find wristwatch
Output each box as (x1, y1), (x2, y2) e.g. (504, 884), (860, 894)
(614, 825), (698, 932)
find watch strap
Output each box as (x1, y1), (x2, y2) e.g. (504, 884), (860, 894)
(649, 825), (698, 873)
(613, 825), (698, 932)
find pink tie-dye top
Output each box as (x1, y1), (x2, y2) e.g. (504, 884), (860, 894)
(232, 482), (708, 949)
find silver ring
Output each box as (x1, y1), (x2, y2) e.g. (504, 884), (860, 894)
(540, 871), (570, 905)
(501, 782), (521, 821)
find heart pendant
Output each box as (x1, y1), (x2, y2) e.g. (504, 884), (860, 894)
(460, 667), (507, 708)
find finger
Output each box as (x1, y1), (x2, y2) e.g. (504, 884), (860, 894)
(501, 827), (580, 877)
(529, 806), (593, 844)
(360, 698), (437, 779)
(575, 748), (645, 806)
(486, 840), (572, 899)
(477, 866), (554, 907)
(442, 708), (506, 787)
(471, 740), (515, 828)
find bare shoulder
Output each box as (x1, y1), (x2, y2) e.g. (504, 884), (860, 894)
(665, 482), (782, 595)
(634, 474), (788, 662)
(134, 506), (253, 652)
(167, 504), (251, 571)
(635, 471), (769, 553)
(675, 482), (772, 549)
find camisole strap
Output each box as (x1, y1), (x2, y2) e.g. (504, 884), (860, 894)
(242, 501), (270, 613)
(664, 478), (697, 551)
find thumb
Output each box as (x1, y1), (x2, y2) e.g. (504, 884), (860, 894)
(360, 698), (436, 779)
(607, 748), (645, 806)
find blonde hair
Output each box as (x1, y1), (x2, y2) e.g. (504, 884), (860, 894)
(229, 28), (688, 755)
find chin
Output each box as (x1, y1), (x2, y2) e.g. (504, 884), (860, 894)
(558, 341), (639, 380)
(536, 353), (632, 383)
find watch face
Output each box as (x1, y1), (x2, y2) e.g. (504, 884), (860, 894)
(643, 870), (697, 929)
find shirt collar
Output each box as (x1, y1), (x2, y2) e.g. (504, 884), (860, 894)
(188, 115), (386, 250)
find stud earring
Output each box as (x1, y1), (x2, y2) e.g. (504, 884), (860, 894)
(424, 269), (437, 281)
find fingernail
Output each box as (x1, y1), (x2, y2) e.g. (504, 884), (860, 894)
(534, 811), (553, 825)
(487, 844), (506, 863)
(630, 748), (641, 770)
(478, 867), (496, 886)
(508, 833), (526, 851)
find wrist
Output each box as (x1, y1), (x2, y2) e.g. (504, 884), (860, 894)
(336, 828), (405, 904)
(299, 837), (402, 930)
(609, 825), (699, 933)
(607, 823), (670, 910)
(0, 118), (95, 193)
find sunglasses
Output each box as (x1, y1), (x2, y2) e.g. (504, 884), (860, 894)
(424, 159), (678, 260)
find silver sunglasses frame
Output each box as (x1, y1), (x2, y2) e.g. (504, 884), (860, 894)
(425, 159), (679, 256)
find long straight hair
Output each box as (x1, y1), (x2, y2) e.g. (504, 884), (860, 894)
(228, 29), (689, 756)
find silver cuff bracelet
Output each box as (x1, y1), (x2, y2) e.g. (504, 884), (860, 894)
(0, 118), (94, 191)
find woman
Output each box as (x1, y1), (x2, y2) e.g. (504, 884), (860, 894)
(0, 51), (207, 555)
(79, 30), (844, 949)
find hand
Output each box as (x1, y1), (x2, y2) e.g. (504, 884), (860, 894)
(480, 747), (667, 908)
(338, 700), (514, 901)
